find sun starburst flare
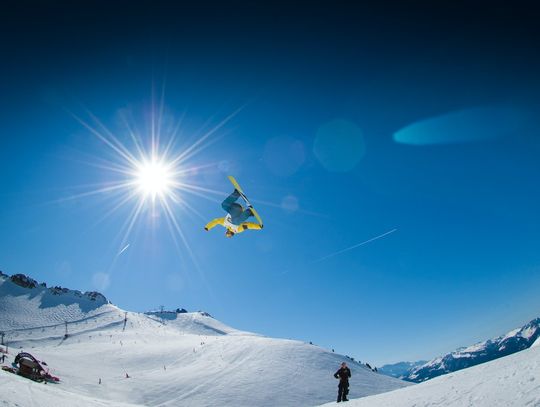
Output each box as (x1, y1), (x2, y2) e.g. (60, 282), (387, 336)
(58, 100), (244, 268)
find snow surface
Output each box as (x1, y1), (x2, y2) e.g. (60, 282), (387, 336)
(0, 275), (408, 406)
(318, 344), (540, 407)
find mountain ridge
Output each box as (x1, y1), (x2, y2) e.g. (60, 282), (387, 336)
(392, 317), (540, 383)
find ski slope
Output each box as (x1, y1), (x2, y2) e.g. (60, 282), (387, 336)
(0, 274), (408, 407)
(319, 342), (540, 407)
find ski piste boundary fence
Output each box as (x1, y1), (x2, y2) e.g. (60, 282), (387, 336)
(0, 309), (197, 351)
(1, 309), (137, 349)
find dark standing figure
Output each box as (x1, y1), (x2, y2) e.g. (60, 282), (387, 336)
(334, 362), (351, 402)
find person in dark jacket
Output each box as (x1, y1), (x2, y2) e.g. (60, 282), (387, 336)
(334, 362), (351, 402)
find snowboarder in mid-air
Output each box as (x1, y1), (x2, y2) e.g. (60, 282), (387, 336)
(204, 176), (263, 238)
(334, 362), (351, 402)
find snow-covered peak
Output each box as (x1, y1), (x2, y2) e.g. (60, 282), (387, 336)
(2, 272), (108, 303)
(402, 316), (540, 382)
(0, 272), (111, 330)
(144, 309), (254, 336)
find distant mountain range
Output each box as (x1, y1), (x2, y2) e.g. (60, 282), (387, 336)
(380, 317), (540, 383)
(378, 360), (427, 378)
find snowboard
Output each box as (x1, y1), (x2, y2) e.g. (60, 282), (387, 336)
(227, 176), (263, 227)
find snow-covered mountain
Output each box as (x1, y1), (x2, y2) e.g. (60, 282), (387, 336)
(378, 360), (426, 379)
(0, 272), (409, 407)
(403, 317), (540, 382)
(318, 337), (540, 407)
(0, 272), (109, 330)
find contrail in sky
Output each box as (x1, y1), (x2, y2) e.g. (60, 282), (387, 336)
(118, 243), (130, 256)
(314, 228), (397, 263)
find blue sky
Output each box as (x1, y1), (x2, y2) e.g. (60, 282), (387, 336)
(1, 2), (540, 365)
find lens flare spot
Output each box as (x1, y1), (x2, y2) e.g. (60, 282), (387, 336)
(393, 106), (532, 145)
(314, 119), (365, 172)
(281, 195), (299, 213)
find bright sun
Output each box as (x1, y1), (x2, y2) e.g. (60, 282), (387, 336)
(134, 159), (173, 199)
(71, 102), (242, 261)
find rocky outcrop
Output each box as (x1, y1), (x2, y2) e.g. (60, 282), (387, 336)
(10, 274), (38, 289)
(4, 272), (108, 304)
